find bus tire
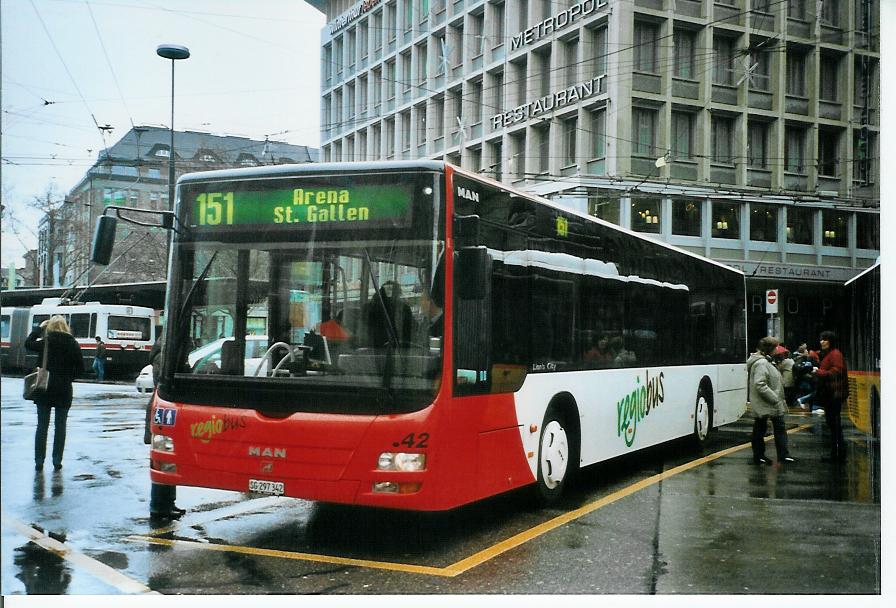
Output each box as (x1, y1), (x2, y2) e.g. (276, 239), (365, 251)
(692, 383), (713, 446)
(535, 408), (574, 505)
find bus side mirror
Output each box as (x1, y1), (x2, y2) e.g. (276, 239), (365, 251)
(454, 214), (480, 248)
(91, 215), (117, 265)
(456, 247), (490, 300)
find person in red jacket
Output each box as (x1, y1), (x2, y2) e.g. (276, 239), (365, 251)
(813, 330), (848, 462)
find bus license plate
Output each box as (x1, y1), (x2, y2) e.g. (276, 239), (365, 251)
(249, 479), (284, 496)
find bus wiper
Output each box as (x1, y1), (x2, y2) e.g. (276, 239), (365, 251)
(362, 248), (398, 393)
(173, 251), (219, 369)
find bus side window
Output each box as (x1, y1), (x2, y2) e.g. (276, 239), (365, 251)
(70, 313), (91, 338)
(90, 313), (97, 338)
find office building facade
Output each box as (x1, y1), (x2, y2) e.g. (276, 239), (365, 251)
(307, 0), (879, 346)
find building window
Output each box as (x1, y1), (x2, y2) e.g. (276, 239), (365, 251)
(536, 47), (551, 97)
(416, 43), (428, 86)
(563, 116), (577, 167)
(674, 29), (696, 79)
(750, 203), (778, 242)
(672, 199), (701, 236)
(401, 111), (412, 152)
(749, 47), (771, 91)
(433, 96), (445, 138)
(385, 60), (396, 100)
(631, 198), (661, 234)
(711, 115), (735, 164)
(827, 0), (844, 26)
(786, 206), (813, 245)
(747, 120), (768, 168)
(469, 79), (482, 125)
(788, 0), (806, 20)
(385, 118), (395, 157)
(822, 210), (848, 247)
(785, 126), (806, 173)
(470, 13), (484, 57)
(564, 38), (578, 87)
(786, 51), (807, 96)
(591, 25), (607, 76)
(492, 2), (505, 48)
(818, 129), (840, 177)
(820, 55), (840, 101)
(853, 129), (872, 185)
(491, 70), (504, 112)
(358, 76), (368, 114)
(513, 57), (527, 106)
(416, 104), (427, 145)
(517, 0), (528, 32)
(632, 108), (656, 157)
(591, 108), (606, 158)
(856, 212), (879, 250)
(589, 190), (618, 224)
(712, 201), (740, 239)
(510, 131), (525, 178)
(490, 140), (503, 181)
(534, 123), (550, 174)
(634, 22), (658, 73)
(713, 36), (736, 85)
(671, 111), (694, 160)
(401, 51), (412, 92)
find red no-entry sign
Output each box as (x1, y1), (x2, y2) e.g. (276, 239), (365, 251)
(766, 289), (779, 314)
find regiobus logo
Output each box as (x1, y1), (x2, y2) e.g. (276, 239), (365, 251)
(616, 371), (666, 447)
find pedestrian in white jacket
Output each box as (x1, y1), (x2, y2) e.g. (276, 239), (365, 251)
(747, 337), (795, 465)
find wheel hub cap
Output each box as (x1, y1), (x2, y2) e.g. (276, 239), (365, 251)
(540, 421), (569, 489)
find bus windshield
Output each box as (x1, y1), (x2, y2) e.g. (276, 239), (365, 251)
(163, 171), (444, 414)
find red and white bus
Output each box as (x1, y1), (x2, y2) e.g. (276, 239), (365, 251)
(147, 161), (747, 510)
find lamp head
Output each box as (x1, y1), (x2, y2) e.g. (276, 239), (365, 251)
(157, 44), (190, 60)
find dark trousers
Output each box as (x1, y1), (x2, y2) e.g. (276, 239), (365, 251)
(35, 405), (70, 467)
(150, 483), (177, 513)
(751, 415), (790, 461)
(823, 398), (846, 458)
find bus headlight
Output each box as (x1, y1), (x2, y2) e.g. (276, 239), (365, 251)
(376, 452), (426, 471)
(151, 434), (174, 452)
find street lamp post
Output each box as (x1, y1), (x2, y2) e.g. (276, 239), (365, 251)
(156, 44), (190, 213)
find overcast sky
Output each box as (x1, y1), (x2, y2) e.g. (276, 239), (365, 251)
(1, 0), (326, 268)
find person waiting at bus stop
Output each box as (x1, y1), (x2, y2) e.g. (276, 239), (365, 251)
(747, 337), (795, 465)
(92, 337), (107, 382)
(144, 331), (186, 521)
(813, 330), (848, 463)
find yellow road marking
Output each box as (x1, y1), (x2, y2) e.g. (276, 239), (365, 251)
(126, 423), (813, 578)
(2, 512), (158, 594)
(125, 535), (449, 576)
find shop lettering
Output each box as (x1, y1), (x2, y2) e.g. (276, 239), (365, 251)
(616, 371), (665, 448)
(510, 0), (609, 50)
(190, 415), (246, 444)
(273, 188), (370, 224)
(492, 76), (606, 129)
(328, 0), (382, 35)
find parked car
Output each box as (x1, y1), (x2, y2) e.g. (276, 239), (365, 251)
(135, 335), (269, 392)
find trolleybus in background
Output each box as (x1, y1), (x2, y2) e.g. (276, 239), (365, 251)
(136, 160), (746, 510)
(845, 261), (880, 438)
(0, 299), (156, 377)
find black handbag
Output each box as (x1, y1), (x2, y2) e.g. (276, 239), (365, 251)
(23, 334), (50, 400)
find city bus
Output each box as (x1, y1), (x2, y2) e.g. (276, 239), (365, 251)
(145, 161), (747, 510)
(845, 261), (880, 438)
(0, 299), (156, 377)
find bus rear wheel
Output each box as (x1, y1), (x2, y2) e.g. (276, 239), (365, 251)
(535, 410), (573, 505)
(693, 385), (713, 446)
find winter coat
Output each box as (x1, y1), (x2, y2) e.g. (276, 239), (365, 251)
(747, 351), (787, 417)
(24, 328), (85, 408)
(816, 347), (847, 405)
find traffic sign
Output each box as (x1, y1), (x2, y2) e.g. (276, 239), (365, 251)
(766, 289), (779, 314)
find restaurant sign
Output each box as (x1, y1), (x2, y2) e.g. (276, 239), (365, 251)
(491, 75), (607, 129)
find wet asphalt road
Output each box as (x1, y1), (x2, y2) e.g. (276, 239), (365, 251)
(0, 376), (882, 596)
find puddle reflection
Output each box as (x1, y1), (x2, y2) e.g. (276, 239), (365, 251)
(13, 540), (71, 595)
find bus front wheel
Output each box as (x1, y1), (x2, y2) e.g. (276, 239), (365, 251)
(535, 410), (572, 504)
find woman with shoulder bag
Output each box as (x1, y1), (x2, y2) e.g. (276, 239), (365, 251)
(24, 315), (85, 471)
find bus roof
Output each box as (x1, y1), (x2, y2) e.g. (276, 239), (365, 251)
(177, 160), (744, 279)
(177, 160), (447, 185)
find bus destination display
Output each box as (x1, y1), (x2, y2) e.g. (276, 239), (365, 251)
(185, 183), (414, 230)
